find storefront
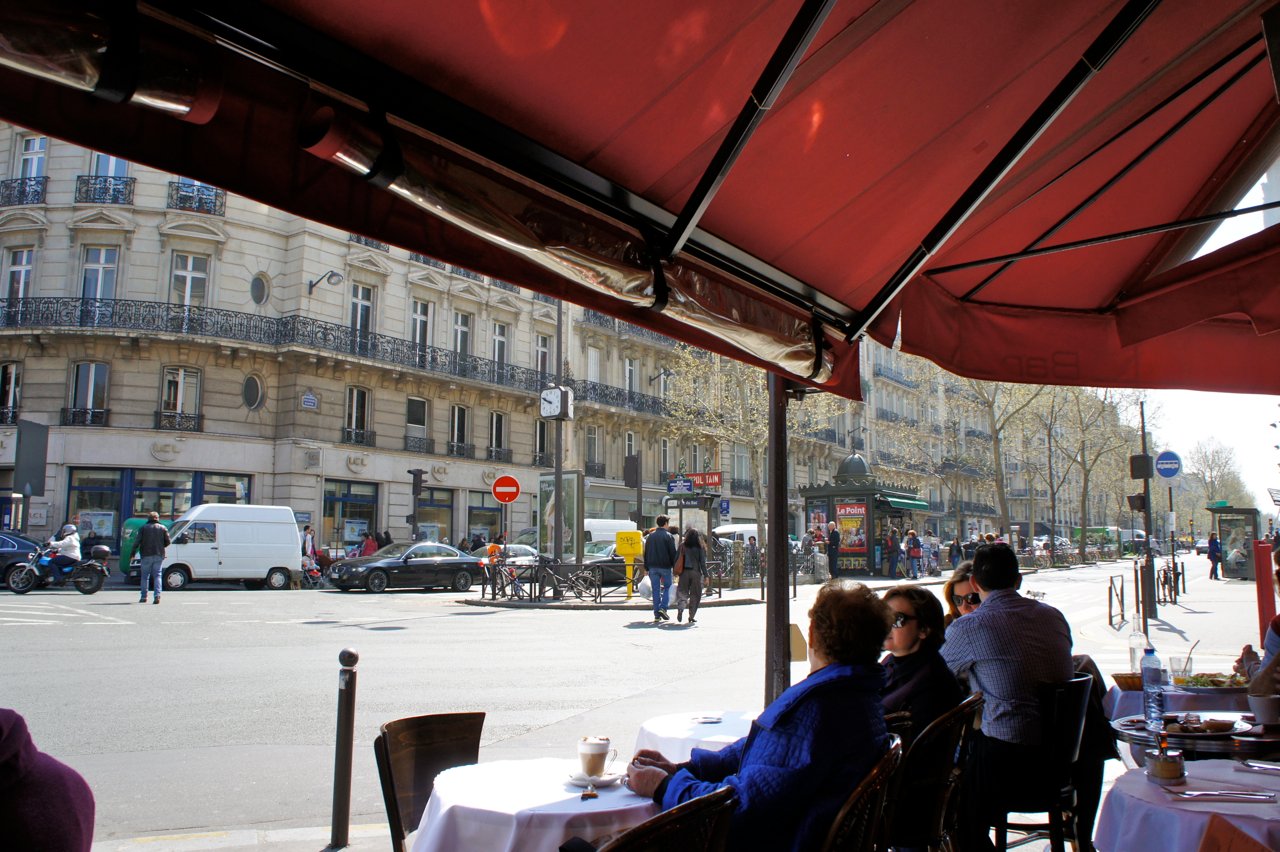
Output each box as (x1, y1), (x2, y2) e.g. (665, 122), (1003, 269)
(66, 468), (253, 552)
(467, 490), (502, 544)
(413, 487), (453, 544)
(323, 479), (378, 552)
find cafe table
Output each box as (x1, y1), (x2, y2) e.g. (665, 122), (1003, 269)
(1103, 686), (1250, 721)
(1110, 712), (1280, 763)
(410, 758), (658, 852)
(633, 710), (756, 763)
(1094, 759), (1280, 851)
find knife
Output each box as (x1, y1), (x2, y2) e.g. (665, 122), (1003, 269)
(1241, 759), (1280, 773)
(1174, 790), (1275, 799)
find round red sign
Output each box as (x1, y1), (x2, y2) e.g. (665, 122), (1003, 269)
(491, 475), (521, 504)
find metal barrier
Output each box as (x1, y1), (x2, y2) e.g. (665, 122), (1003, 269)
(1108, 574), (1125, 629)
(329, 648), (358, 849)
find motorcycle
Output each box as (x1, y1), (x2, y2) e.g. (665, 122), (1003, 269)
(8, 544), (111, 595)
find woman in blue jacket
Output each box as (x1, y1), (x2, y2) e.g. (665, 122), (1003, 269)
(1207, 532), (1221, 580)
(626, 580), (892, 851)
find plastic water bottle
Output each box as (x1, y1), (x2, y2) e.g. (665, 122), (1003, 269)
(1128, 620), (1148, 673)
(1141, 647), (1166, 729)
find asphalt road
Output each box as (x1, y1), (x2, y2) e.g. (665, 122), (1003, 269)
(1, 552), (1261, 844)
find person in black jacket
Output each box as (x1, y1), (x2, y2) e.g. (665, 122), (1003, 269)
(826, 521), (841, 578)
(137, 512), (170, 605)
(642, 515), (678, 623)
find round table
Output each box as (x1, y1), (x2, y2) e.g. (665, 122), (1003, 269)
(1110, 713), (1280, 762)
(1104, 686), (1250, 720)
(1094, 759), (1280, 851)
(410, 758), (658, 852)
(633, 710), (755, 763)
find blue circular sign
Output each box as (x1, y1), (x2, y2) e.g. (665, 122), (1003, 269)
(1155, 450), (1181, 479)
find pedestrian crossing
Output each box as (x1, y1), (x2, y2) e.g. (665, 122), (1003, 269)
(0, 601), (134, 626)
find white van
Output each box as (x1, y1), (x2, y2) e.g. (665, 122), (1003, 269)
(162, 504), (302, 591)
(582, 519), (638, 543)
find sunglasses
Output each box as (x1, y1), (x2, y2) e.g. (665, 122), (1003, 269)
(891, 612), (918, 629)
(952, 592), (981, 607)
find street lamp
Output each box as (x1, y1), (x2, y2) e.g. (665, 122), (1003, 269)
(307, 269), (345, 294)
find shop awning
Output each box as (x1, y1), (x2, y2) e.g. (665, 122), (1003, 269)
(2, 2), (1280, 397)
(879, 496), (931, 513)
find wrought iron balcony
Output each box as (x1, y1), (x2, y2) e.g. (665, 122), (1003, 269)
(583, 309), (616, 329)
(0, 408), (15, 426)
(805, 427), (838, 444)
(167, 182), (226, 215)
(730, 478), (754, 497)
(585, 461), (606, 478)
(410, 252), (447, 269)
(0, 176), (47, 206)
(341, 427), (376, 447)
(487, 446), (513, 463)
(873, 363), (918, 387)
(658, 470), (676, 482)
(61, 407), (109, 426)
(75, 175), (135, 205)
(532, 292), (558, 305)
(446, 442), (475, 459)
(492, 279), (519, 293)
(449, 265), (483, 282)
(155, 411), (203, 432)
(965, 427), (992, 441)
(0, 297), (672, 418)
(532, 451), (553, 467)
(405, 435), (435, 454)
(349, 233), (389, 251)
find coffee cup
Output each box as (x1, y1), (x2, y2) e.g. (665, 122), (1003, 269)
(578, 736), (617, 778)
(1247, 694), (1280, 725)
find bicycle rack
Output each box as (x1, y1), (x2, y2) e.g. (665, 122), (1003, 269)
(1107, 574), (1125, 629)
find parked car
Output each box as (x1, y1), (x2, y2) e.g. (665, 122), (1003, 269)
(1194, 538), (1209, 555)
(581, 541), (641, 585)
(328, 541), (482, 592)
(0, 532), (44, 588)
(469, 543), (539, 566)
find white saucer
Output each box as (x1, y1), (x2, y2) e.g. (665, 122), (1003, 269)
(568, 772), (623, 788)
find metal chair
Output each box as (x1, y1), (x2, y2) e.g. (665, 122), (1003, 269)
(595, 786), (738, 852)
(995, 675), (1092, 852)
(819, 734), (903, 852)
(373, 711), (485, 852)
(884, 693), (984, 851)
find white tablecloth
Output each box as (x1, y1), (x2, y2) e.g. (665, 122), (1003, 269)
(410, 758), (658, 852)
(1103, 686), (1250, 720)
(1094, 760), (1280, 851)
(633, 710), (755, 763)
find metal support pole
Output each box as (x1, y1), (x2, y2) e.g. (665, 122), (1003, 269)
(329, 648), (359, 850)
(1139, 403), (1157, 633)
(553, 300), (564, 565)
(764, 374), (791, 705)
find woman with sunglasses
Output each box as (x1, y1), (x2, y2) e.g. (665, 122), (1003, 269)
(942, 560), (980, 627)
(881, 585), (963, 739)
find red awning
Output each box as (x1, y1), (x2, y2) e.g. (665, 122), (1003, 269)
(1, 0), (1278, 396)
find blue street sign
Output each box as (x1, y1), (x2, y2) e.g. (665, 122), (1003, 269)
(720, 498), (730, 516)
(1155, 450), (1181, 479)
(666, 477), (694, 494)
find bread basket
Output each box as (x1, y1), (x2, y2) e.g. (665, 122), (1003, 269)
(1112, 672), (1143, 691)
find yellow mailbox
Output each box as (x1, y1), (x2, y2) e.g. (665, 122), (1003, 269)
(615, 530), (644, 600)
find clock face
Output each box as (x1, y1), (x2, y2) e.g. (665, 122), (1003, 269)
(540, 388), (561, 417)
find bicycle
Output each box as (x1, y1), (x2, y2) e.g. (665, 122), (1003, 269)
(1157, 560), (1178, 605)
(561, 568), (601, 601)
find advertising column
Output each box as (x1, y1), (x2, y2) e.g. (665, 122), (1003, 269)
(835, 501), (868, 575)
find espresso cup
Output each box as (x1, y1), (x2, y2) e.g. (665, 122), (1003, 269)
(578, 736), (617, 778)
(1247, 694), (1280, 725)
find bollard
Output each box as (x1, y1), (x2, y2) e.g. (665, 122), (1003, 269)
(330, 647), (359, 850)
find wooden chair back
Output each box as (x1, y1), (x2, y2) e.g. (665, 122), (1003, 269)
(373, 711), (485, 852)
(819, 734), (903, 852)
(597, 786), (738, 852)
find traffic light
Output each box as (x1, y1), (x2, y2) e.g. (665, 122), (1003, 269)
(1126, 494), (1147, 512)
(407, 468), (425, 497)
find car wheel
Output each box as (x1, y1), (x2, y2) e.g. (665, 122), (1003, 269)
(452, 570), (473, 592)
(266, 568), (291, 590)
(366, 570), (389, 593)
(163, 567), (190, 590)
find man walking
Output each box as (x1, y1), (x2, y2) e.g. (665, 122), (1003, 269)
(642, 515), (678, 623)
(138, 512), (170, 604)
(826, 521), (840, 578)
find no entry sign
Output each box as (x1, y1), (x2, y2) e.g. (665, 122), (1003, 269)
(492, 475), (521, 503)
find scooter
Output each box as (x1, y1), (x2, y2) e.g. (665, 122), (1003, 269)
(8, 544), (112, 595)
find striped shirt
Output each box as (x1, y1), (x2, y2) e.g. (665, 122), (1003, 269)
(941, 588), (1073, 745)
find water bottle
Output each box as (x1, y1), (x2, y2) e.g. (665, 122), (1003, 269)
(1128, 620), (1148, 673)
(1141, 647), (1166, 729)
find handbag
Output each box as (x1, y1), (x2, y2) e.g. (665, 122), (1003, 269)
(908, 545), (922, 559)
(674, 549), (685, 576)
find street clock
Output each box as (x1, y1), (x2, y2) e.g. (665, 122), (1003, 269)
(539, 386), (574, 420)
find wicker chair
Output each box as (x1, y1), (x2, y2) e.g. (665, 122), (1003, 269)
(884, 693), (984, 851)
(595, 786), (738, 852)
(818, 734), (903, 852)
(373, 712), (485, 852)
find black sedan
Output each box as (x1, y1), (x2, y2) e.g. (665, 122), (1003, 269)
(0, 532), (44, 588)
(327, 541), (483, 593)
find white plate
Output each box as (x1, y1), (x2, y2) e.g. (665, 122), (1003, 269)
(568, 772), (623, 788)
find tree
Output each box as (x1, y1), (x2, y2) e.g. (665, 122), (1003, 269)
(965, 380), (1046, 538)
(1058, 387), (1134, 560)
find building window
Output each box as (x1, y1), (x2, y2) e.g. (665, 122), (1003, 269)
(625, 432), (634, 457)
(171, 252), (209, 306)
(159, 367), (201, 431)
(488, 411), (508, 461)
(66, 361), (109, 425)
(536, 420), (549, 455)
(0, 362), (20, 424)
(82, 247), (118, 299)
(492, 321), (508, 365)
(350, 283), (374, 334)
(452, 311), (471, 354)
(661, 438), (670, 472)
(625, 358), (637, 392)
(5, 248), (32, 301)
(691, 445), (700, 472)
(586, 347), (601, 383)
(242, 375), (264, 410)
(658, 371), (670, 397)
(535, 334), (551, 375)
(343, 386), (373, 445)
(250, 274), (269, 305)
(586, 425), (599, 463)
(411, 300), (433, 348)
(449, 405), (470, 457)
(18, 136), (46, 178)
(91, 152), (128, 177)
(406, 397), (431, 453)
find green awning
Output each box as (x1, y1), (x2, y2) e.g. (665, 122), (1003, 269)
(880, 496), (931, 512)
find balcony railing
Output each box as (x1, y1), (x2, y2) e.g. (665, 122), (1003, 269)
(532, 292), (558, 305)
(341, 427), (376, 447)
(805, 427), (838, 444)
(409, 252), (447, 269)
(449, 265), (483, 282)
(730, 478), (754, 497)
(487, 446), (513, 463)
(0, 297), (673, 418)
(61, 407), (109, 426)
(349, 234), (389, 251)
(658, 470), (676, 482)
(965, 427), (992, 441)
(405, 435), (435, 454)
(532, 451), (554, 467)
(0, 176), (48, 206)
(583, 309), (615, 329)
(155, 411), (203, 432)
(0, 408), (15, 426)
(493, 279), (519, 293)
(75, 175), (135, 205)
(873, 363), (918, 388)
(585, 461), (606, 478)
(167, 182), (226, 216)
(446, 442), (475, 459)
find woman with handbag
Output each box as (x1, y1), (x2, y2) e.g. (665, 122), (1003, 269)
(675, 527), (706, 624)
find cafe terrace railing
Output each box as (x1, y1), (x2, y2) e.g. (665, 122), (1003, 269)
(0, 297), (670, 417)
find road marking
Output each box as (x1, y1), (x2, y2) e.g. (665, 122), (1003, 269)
(0, 619), (56, 625)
